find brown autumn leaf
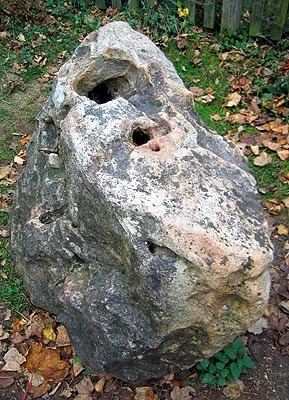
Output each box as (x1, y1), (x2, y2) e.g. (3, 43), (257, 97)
(94, 376), (106, 393)
(0, 165), (11, 180)
(263, 140), (280, 151)
(29, 381), (51, 399)
(225, 92), (242, 107)
(0, 371), (15, 389)
(134, 387), (155, 400)
(175, 35), (187, 50)
(56, 325), (70, 347)
(170, 386), (196, 400)
(195, 94), (215, 103)
(277, 224), (288, 235)
(2, 347), (26, 372)
(277, 149), (289, 161)
(223, 380), (244, 399)
(211, 113), (222, 121)
(20, 134), (31, 146)
(263, 199), (283, 215)
(75, 377), (94, 400)
(24, 343), (70, 383)
(189, 86), (204, 97)
(13, 155), (24, 165)
(227, 113), (247, 124)
(253, 152), (272, 167)
(230, 76), (251, 90)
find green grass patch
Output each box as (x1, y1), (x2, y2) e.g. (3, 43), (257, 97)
(248, 154), (289, 200)
(166, 39), (232, 135)
(0, 219), (29, 313)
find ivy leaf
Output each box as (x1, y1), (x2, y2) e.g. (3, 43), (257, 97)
(196, 359), (209, 370)
(242, 355), (255, 369)
(217, 377), (227, 386)
(201, 373), (214, 384)
(221, 368), (230, 378)
(216, 362), (225, 370)
(230, 361), (242, 381)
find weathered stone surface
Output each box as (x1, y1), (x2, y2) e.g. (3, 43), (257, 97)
(11, 22), (273, 382)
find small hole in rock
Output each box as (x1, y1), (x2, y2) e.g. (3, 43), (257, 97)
(151, 144), (160, 152)
(132, 129), (151, 146)
(88, 81), (114, 104)
(147, 241), (156, 254)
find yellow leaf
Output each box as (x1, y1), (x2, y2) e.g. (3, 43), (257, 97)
(282, 197), (289, 208)
(43, 326), (56, 342)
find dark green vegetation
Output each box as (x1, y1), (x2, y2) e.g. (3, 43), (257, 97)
(196, 337), (255, 386)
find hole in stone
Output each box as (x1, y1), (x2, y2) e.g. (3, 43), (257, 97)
(87, 77), (128, 104)
(151, 143), (160, 152)
(132, 129), (151, 146)
(147, 241), (156, 254)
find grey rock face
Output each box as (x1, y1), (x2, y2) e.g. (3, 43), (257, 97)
(11, 22), (273, 382)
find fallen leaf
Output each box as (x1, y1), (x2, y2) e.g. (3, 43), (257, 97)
(175, 35), (187, 49)
(13, 155), (24, 165)
(43, 325), (56, 343)
(263, 141), (280, 151)
(253, 152), (272, 167)
(211, 113), (222, 121)
(2, 347), (26, 372)
(170, 386), (195, 400)
(0, 371), (15, 389)
(225, 92), (242, 107)
(24, 343), (70, 382)
(56, 325), (70, 347)
(195, 94), (215, 103)
(60, 386), (73, 398)
(29, 381), (51, 398)
(75, 377), (94, 400)
(250, 145), (259, 155)
(277, 224), (288, 235)
(227, 113), (247, 124)
(72, 358), (84, 378)
(230, 76), (251, 90)
(94, 377), (106, 393)
(189, 86), (204, 97)
(223, 380), (245, 399)
(20, 134), (31, 146)
(277, 150), (289, 161)
(263, 199), (283, 215)
(29, 372), (45, 387)
(0, 325), (9, 341)
(134, 387), (155, 400)
(0, 165), (11, 180)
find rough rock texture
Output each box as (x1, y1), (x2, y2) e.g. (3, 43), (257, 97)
(11, 22), (273, 382)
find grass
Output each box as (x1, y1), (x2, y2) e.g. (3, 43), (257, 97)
(0, 212), (29, 313)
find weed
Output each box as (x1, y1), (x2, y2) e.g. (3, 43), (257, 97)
(196, 337), (255, 387)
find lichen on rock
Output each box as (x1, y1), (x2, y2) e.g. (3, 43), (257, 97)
(10, 21), (273, 382)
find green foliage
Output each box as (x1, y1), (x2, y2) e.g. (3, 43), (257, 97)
(0, 233), (29, 313)
(196, 337), (255, 387)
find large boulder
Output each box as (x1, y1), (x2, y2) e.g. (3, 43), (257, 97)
(10, 21), (273, 382)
